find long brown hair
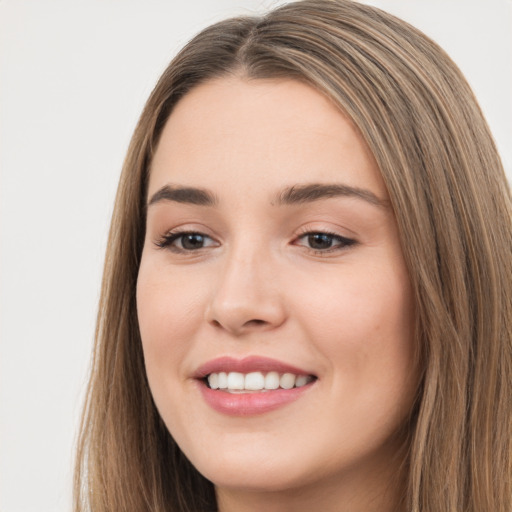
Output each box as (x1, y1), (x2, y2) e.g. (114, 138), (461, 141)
(74, 1), (512, 510)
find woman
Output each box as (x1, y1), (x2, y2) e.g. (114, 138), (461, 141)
(74, 1), (512, 510)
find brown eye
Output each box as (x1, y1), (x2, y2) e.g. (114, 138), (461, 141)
(180, 233), (207, 250)
(295, 231), (356, 253)
(307, 233), (335, 250)
(156, 231), (218, 252)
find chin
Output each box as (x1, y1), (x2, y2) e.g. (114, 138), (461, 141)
(200, 461), (311, 494)
(180, 435), (314, 492)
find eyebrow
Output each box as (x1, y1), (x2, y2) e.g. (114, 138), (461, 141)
(275, 183), (389, 208)
(147, 182), (389, 209)
(148, 184), (218, 207)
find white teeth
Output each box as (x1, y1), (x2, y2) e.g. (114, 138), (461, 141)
(208, 372), (219, 389)
(245, 372), (265, 390)
(280, 373), (296, 389)
(206, 371), (314, 391)
(295, 375), (309, 387)
(264, 371), (280, 390)
(218, 372), (228, 389)
(227, 372), (245, 390)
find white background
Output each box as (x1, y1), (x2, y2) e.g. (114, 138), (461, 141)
(1, 1), (510, 511)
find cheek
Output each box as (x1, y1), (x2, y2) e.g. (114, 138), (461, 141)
(136, 261), (206, 377)
(295, 262), (412, 333)
(291, 263), (415, 389)
(136, 262), (211, 440)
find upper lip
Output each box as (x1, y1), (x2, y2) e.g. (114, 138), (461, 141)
(194, 356), (316, 379)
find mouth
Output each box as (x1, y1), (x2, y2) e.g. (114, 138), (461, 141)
(204, 371), (315, 393)
(194, 356), (318, 416)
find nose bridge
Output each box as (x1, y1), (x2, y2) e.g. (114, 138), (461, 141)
(206, 236), (285, 334)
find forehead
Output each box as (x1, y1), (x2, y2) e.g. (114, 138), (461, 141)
(149, 77), (387, 200)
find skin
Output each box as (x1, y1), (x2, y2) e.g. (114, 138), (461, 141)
(137, 77), (417, 512)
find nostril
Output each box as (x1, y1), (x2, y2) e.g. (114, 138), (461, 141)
(244, 319), (267, 328)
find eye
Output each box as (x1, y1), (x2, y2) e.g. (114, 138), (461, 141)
(155, 231), (218, 252)
(295, 231), (356, 253)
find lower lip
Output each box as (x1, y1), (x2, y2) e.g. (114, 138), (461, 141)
(197, 381), (314, 416)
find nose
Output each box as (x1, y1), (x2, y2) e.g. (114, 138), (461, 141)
(205, 245), (286, 336)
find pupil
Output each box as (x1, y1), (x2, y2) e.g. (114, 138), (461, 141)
(308, 233), (333, 250)
(182, 234), (204, 250)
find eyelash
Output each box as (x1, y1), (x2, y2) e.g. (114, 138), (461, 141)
(154, 230), (217, 253)
(154, 229), (357, 255)
(294, 229), (357, 255)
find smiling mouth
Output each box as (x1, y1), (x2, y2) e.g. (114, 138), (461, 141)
(196, 357), (317, 415)
(205, 371), (316, 393)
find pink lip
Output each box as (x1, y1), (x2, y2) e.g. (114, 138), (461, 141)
(194, 355), (314, 379)
(193, 356), (317, 417)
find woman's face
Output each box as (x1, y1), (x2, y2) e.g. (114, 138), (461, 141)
(137, 77), (417, 503)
